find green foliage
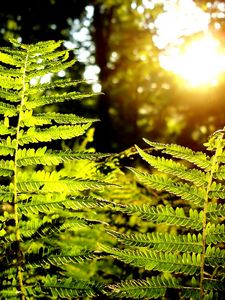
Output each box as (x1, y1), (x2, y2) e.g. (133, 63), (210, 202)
(0, 39), (110, 299)
(104, 132), (225, 299)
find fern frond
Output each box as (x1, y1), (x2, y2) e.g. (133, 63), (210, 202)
(110, 134), (225, 299)
(19, 196), (110, 214)
(0, 185), (13, 201)
(208, 181), (225, 199)
(0, 74), (22, 90)
(0, 159), (14, 176)
(0, 64), (23, 77)
(204, 278), (225, 291)
(0, 89), (21, 102)
(0, 123), (16, 136)
(206, 246), (225, 267)
(32, 78), (86, 90)
(180, 287), (201, 299)
(122, 204), (203, 230)
(27, 58), (76, 80)
(20, 217), (89, 239)
(25, 91), (96, 109)
(17, 147), (107, 167)
(0, 137), (16, 156)
(44, 276), (97, 298)
(214, 165), (225, 180)
(21, 40), (63, 53)
(135, 145), (208, 186)
(0, 101), (18, 117)
(101, 244), (200, 274)
(17, 170), (110, 193)
(108, 275), (181, 299)
(144, 138), (212, 170)
(44, 253), (96, 266)
(128, 167), (205, 205)
(207, 203), (225, 220)
(108, 230), (203, 253)
(206, 223), (225, 244)
(0, 46), (27, 59)
(0, 289), (20, 299)
(0, 51), (22, 67)
(0, 39), (108, 299)
(18, 124), (91, 145)
(26, 50), (69, 71)
(20, 111), (99, 127)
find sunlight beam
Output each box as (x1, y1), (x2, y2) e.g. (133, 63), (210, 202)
(160, 35), (225, 87)
(154, 0), (225, 87)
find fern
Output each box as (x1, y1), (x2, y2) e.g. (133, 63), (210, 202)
(0, 39), (110, 299)
(108, 275), (182, 299)
(105, 132), (225, 299)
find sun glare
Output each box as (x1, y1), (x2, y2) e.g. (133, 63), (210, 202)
(160, 35), (225, 87)
(154, 0), (225, 87)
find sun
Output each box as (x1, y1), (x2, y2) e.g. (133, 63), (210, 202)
(153, 0), (225, 87)
(160, 34), (225, 87)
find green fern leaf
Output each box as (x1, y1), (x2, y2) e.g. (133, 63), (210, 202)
(101, 244), (200, 274)
(17, 147), (108, 167)
(108, 230), (203, 253)
(26, 50), (69, 71)
(17, 170), (110, 193)
(214, 165), (225, 180)
(204, 278), (225, 291)
(20, 111), (99, 127)
(144, 138), (212, 170)
(0, 123), (16, 136)
(32, 78), (86, 90)
(21, 40), (63, 53)
(0, 102), (18, 117)
(108, 275), (181, 299)
(0, 74), (22, 90)
(0, 89), (22, 102)
(0, 185), (13, 201)
(135, 145), (208, 186)
(205, 246), (225, 267)
(0, 137), (16, 156)
(207, 203), (225, 220)
(18, 124), (91, 145)
(20, 217), (90, 240)
(27, 58), (76, 79)
(44, 253), (96, 266)
(19, 196), (110, 214)
(0, 51), (22, 67)
(128, 167), (205, 205)
(122, 204), (203, 230)
(25, 91), (97, 109)
(208, 181), (225, 199)
(0, 64), (23, 77)
(0, 159), (14, 176)
(206, 223), (225, 244)
(44, 276), (97, 298)
(0, 39), (114, 299)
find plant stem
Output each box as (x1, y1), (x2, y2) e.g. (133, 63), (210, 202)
(200, 134), (223, 299)
(13, 49), (29, 300)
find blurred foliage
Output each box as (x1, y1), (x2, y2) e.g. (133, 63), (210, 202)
(1, 1), (225, 152)
(92, 0), (225, 152)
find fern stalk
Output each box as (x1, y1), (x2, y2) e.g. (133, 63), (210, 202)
(13, 50), (30, 300)
(200, 133), (223, 299)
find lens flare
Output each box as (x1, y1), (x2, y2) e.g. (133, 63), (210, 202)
(159, 35), (225, 87)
